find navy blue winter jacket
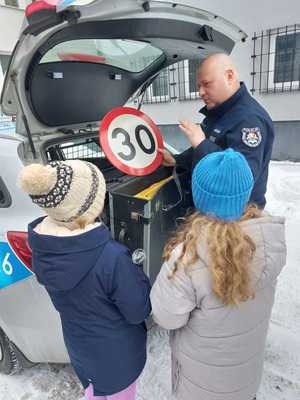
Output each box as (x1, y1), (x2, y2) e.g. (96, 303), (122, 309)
(28, 217), (151, 396)
(176, 83), (274, 208)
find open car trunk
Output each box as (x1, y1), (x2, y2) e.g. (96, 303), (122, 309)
(1, 0), (246, 137)
(1, 0), (247, 281)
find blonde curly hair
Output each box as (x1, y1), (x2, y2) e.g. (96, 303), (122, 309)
(163, 204), (262, 305)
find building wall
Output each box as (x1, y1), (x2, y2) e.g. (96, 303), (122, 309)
(272, 121), (300, 161)
(141, 0), (300, 124)
(0, 0), (27, 88)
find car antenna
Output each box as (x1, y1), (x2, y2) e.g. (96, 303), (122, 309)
(10, 72), (36, 159)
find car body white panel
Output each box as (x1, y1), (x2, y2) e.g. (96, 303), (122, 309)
(0, 137), (69, 363)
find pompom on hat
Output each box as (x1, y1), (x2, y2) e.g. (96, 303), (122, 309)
(18, 160), (106, 224)
(192, 148), (254, 221)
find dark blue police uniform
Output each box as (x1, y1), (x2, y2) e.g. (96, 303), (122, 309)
(175, 83), (274, 208)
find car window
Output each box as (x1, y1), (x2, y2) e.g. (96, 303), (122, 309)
(0, 177), (12, 208)
(40, 39), (163, 72)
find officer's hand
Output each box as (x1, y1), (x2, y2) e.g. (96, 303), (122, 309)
(158, 148), (176, 167)
(179, 119), (205, 148)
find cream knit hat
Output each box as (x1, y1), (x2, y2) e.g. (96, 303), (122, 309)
(18, 160), (106, 224)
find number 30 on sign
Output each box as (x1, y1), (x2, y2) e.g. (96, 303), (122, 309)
(99, 107), (164, 176)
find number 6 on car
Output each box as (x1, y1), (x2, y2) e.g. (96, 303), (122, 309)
(99, 107), (164, 176)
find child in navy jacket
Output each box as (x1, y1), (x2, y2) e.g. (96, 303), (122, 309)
(19, 160), (151, 400)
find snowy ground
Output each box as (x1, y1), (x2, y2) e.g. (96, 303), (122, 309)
(0, 161), (300, 400)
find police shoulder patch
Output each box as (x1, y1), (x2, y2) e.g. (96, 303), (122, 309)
(241, 127), (262, 148)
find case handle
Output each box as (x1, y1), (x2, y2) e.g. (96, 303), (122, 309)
(161, 167), (183, 212)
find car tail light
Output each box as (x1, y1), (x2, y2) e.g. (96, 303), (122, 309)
(6, 232), (32, 271)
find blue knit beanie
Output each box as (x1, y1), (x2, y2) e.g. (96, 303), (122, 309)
(192, 148), (254, 221)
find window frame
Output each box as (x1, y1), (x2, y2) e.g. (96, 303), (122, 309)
(269, 30), (300, 91)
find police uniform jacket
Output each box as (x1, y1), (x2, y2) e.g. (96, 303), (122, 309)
(176, 83), (274, 208)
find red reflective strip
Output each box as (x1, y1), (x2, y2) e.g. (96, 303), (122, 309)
(57, 52), (106, 63)
(25, 1), (56, 17)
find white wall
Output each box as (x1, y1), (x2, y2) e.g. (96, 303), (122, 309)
(0, 0), (27, 51)
(141, 0), (300, 124)
(0, 0), (27, 94)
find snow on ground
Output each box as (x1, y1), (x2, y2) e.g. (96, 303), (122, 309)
(1, 161), (300, 400)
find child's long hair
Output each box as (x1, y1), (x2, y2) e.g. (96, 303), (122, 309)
(163, 205), (262, 305)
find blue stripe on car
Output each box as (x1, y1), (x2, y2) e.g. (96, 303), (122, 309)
(0, 241), (33, 289)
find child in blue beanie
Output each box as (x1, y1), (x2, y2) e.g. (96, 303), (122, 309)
(151, 148), (286, 400)
(19, 160), (151, 400)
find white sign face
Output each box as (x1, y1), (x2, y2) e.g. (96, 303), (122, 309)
(107, 114), (158, 168)
(100, 107), (163, 176)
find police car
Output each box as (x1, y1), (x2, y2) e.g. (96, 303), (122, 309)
(0, 0), (246, 374)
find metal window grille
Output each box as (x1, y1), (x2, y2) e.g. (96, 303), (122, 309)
(177, 59), (201, 101)
(251, 24), (300, 94)
(141, 67), (172, 104)
(136, 59), (200, 105)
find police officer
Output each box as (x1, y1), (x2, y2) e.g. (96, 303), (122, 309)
(160, 53), (274, 208)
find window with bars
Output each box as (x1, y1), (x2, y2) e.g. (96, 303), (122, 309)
(251, 24), (300, 93)
(136, 59), (200, 105)
(178, 59), (200, 100)
(142, 67), (171, 104)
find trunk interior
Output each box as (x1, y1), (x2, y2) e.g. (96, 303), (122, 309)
(43, 134), (193, 281)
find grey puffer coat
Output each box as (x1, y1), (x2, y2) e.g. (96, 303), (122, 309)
(150, 216), (286, 400)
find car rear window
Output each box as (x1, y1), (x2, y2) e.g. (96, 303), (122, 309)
(0, 177), (12, 208)
(40, 39), (163, 72)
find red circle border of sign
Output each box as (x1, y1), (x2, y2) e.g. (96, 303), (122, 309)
(100, 107), (164, 176)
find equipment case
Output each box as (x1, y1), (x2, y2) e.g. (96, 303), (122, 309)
(107, 166), (193, 283)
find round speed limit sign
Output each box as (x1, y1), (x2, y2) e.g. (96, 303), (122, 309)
(99, 107), (164, 176)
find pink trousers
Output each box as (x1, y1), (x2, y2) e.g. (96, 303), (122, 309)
(85, 382), (136, 400)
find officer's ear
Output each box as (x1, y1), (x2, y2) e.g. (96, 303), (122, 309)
(225, 68), (235, 84)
